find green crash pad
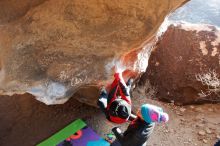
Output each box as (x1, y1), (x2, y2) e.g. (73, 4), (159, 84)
(37, 119), (110, 146)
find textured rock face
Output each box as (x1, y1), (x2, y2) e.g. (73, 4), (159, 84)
(141, 24), (220, 104)
(0, 0), (46, 24)
(140, 0), (220, 104)
(0, 0), (187, 105)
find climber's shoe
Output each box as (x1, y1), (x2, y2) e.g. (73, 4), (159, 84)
(141, 104), (169, 124)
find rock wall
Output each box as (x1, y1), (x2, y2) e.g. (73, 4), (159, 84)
(140, 0), (220, 104)
(141, 23), (220, 104)
(0, 0), (187, 105)
(0, 0), (46, 24)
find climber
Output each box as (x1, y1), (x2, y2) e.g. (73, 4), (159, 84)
(111, 104), (169, 146)
(97, 72), (136, 124)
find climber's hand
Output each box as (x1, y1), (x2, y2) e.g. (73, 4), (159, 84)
(112, 127), (123, 142)
(114, 72), (123, 80)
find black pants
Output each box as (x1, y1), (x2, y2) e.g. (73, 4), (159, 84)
(111, 117), (155, 146)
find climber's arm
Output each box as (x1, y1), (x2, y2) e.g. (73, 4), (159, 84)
(128, 113), (137, 121)
(97, 88), (108, 115)
(112, 127), (124, 143)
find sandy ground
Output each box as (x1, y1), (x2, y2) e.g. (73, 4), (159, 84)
(0, 91), (220, 146)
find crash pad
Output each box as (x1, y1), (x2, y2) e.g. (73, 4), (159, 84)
(37, 119), (110, 146)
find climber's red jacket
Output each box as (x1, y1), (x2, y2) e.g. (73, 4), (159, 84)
(106, 73), (132, 124)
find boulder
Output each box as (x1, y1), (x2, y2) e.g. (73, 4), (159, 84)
(0, 0), (187, 105)
(140, 23), (220, 104)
